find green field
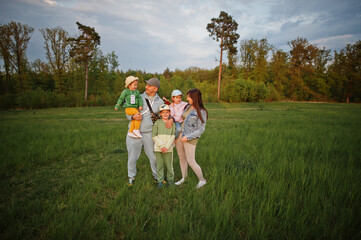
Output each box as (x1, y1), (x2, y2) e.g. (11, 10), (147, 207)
(1, 103), (360, 239)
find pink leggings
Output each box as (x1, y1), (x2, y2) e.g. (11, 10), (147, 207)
(175, 135), (205, 181)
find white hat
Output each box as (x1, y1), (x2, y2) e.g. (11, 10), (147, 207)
(159, 104), (170, 112)
(125, 76), (139, 88)
(171, 89), (182, 97)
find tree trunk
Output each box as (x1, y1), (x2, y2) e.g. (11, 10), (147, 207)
(85, 63), (88, 101)
(218, 38), (223, 100)
(4, 64), (10, 94)
(17, 59), (24, 91)
(18, 69), (23, 91)
(346, 83), (351, 103)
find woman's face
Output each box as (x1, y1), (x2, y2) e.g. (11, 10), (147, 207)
(186, 94), (193, 105)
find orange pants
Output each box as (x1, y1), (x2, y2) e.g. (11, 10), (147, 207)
(125, 108), (141, 133)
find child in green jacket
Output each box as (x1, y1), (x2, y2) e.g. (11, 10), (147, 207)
(152, 104), (176, 188)
(115, 76), (143, 139)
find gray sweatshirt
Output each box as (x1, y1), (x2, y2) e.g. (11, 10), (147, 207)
(126, 93), (164, 133)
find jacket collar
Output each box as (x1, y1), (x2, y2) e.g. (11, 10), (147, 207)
(143, 92), (160, 101)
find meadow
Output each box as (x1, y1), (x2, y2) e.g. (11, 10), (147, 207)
(1, 102), (360, 239)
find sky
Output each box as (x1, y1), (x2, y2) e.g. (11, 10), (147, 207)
(1, 0), (361, 73)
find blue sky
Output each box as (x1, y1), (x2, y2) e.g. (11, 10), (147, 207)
(1, 0), (360, 73)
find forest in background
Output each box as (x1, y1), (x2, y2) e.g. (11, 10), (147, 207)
(1, 20), (361, 110)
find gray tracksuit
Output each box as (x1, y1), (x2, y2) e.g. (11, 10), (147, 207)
(126, 93), (164, 179)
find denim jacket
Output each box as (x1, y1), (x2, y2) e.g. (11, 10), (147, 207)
(182, 105), (207, 140)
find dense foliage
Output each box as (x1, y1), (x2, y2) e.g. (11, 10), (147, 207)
(1, 21), (361, 109)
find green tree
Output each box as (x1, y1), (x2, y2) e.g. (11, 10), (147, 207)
(329, 41), (361, 102)
(269, 49), (289, 97)
(0, 24), (13, 93)
(312, 47), (332, 97)
(207, 11), (240, 100)
(40, 27), (70, 93)
(1, 21), (34, 91)
(105, 51), (119, 94)
(30, 59), (54, 91)
(288, 37), (319, 99)
(239, 38), (272, 82)
(68, 22), (100, 101)
(163, 67), (172, 81)
(239, 39), (256, 81)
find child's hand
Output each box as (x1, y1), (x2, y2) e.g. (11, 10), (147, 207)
(161, 147), (168, 153)
(139, 106), (143, 111)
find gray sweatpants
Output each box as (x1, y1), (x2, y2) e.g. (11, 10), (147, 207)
(126, 132), (157, 179)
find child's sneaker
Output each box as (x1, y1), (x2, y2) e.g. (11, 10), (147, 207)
(175, 178), (184, 186)
(196, 180), (207, 189)
(128, 178), (135, 186)
(127, 132), (138, 138)
(133, 129), (143, 138)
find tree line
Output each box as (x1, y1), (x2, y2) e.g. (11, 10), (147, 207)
(1, 18), (361, 110)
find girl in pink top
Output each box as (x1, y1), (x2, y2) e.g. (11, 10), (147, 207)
(169, 90), (188, 139)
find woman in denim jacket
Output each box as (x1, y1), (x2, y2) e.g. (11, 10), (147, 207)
(175, 88), (208, 188)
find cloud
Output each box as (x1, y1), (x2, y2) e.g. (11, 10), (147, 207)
(1, 0), (360, 72)
(311, 34), (361, 50)
(43, 0), (57, 6)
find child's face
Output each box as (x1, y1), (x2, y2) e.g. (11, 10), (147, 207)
(128, 81), (138, 91)
(160, 110), (170, 120)
(172, 95), (182, 104)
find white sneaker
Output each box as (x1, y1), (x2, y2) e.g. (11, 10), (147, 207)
(196, 180), (207, 188)
(175, 178), (184, 186)
(127, 132), (139, 138)
(133, 129), (143, 138)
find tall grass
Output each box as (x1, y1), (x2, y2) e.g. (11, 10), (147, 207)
(1, 103), (360, 239)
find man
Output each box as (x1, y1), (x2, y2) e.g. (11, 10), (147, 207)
(126, 78), (172, 186)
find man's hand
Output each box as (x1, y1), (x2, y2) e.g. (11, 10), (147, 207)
(132, 113), (142, 121)
(181, 136), (188, 143)
(165, 118), (174, 129)
(115, 107), (118, 111)
(161, 147), (168, 153)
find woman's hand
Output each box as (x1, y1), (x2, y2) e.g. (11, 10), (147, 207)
(161, 147), (168, 153)
(181, 136), (188, 143)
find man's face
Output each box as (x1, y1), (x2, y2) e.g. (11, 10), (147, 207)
(145, 84), (158, 96)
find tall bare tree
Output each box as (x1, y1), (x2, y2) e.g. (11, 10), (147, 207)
(40, 27), (70, 93)
(68, 22), (100, 101)
(207, 11), (239, 100)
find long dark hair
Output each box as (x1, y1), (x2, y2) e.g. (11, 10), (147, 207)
(187, 88), (208, 123)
